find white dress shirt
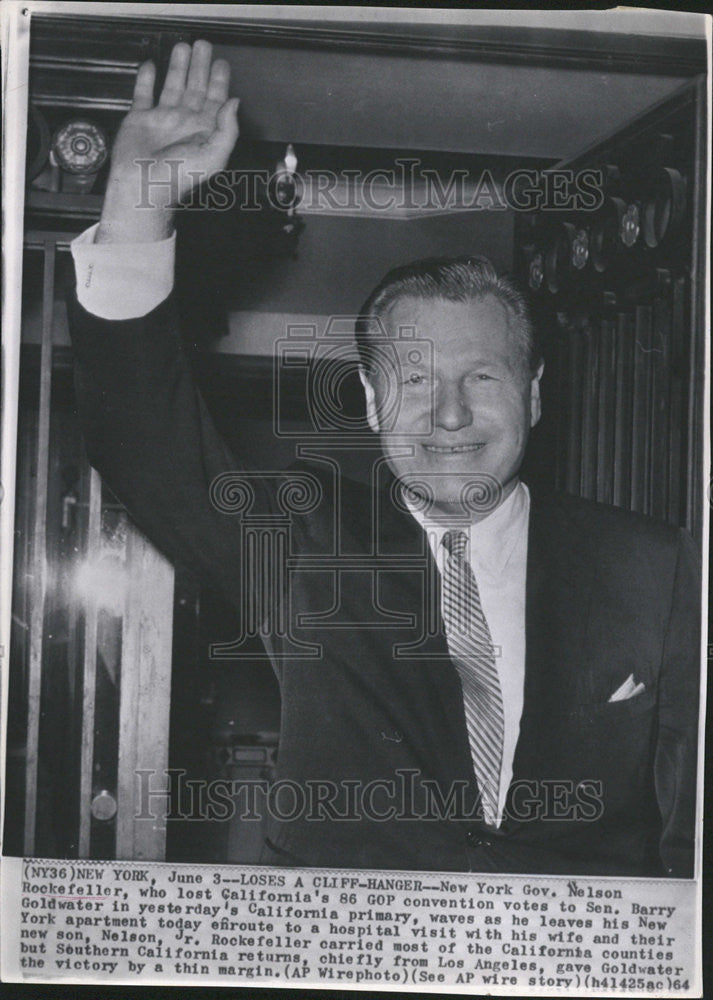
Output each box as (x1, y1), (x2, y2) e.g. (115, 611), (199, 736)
(71, 223), (530, 825)
(71, 222), (176, 319)
(405, 482), (530, 825)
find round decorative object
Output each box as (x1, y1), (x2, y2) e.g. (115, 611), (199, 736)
(570, 228), (589, 270)
(528, 251), (545, 291)
(51, 120), (108, 175)
(590, 196), (626, 272)
(90, 789), (117, 822)
(641, 167), (686, 249)
(545, 222), (577, 294)
(620, 203), (641, 247)
(26, 104), (51, 181)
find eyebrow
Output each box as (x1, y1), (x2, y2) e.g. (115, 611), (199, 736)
(398, 359), (430, 370)
(393, 350), (515, 371)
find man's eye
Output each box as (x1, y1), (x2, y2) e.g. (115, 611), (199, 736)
(404, 373), (427, 386)
(474, 373), (495, 381)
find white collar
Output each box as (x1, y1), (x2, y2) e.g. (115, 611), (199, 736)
(404, 480), (530, 576)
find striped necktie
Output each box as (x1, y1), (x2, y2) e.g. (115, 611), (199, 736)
(441, 529), (504, 827)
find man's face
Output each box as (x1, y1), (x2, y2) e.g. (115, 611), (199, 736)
(360, 294), (543, 518)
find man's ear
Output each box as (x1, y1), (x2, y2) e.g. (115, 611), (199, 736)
(529, 362), (545, 428)
(358, 366), (381, 435)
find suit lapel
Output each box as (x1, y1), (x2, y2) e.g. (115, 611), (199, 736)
(510, 486), (595, 796)
(367, 467), (481, 788)
(347, 469), (599, 809)
(371, 474), (599, 809)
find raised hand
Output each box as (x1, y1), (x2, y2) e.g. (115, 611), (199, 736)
(97, 40), (239, 243)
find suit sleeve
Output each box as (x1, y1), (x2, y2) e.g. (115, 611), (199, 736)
(68, 291), (271, 613)
(655, 527), (701, 877)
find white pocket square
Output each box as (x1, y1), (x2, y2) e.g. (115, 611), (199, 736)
(608, 674), (646, 703)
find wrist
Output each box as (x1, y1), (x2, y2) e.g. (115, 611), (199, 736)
(96, 168), (176, 244)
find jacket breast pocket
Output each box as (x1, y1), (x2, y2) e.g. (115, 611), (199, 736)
(569, 685), (657, 727)
(562, 687), (658, 805)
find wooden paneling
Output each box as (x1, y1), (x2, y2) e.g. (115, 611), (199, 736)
(14, 240), (176, 861)
(612, 312), (634, 511)
(116, 529), (174, 862)
(517, 81), (705, 544)
(23, 242), (55, 855)
(30, 12), (706, 76)
(29, 12), (703, 163)
(77, 468), (101, 858)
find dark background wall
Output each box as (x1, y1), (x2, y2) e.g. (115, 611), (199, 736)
(229, 213), (513, 356)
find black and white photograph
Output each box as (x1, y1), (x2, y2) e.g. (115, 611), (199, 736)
(1, 3), (709, 994)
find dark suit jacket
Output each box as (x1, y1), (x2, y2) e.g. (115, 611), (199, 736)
(69, 293), (700, 877)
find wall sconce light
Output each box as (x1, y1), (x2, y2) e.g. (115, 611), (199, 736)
(271, 143), (301, 213)
(266, 143), (304, 254)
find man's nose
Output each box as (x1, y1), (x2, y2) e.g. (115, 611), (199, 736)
(433, 382), (473, 431)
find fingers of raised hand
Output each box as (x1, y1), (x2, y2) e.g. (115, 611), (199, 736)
(183, 39), (214, 111)
(202, 58), (231, 117)
(132, 60), (157, 111)
(158, 40), (225, 117)
(140, 40), (236, 168)
(158, 41), (192, 108)
(205, 97), (240, 157)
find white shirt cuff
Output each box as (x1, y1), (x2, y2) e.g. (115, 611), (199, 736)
(71, 222), (176, 320)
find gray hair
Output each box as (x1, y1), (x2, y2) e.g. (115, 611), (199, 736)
(355, 255), (540, 378)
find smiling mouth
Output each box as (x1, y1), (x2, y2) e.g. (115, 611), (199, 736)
(422, 443), (486, 454)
